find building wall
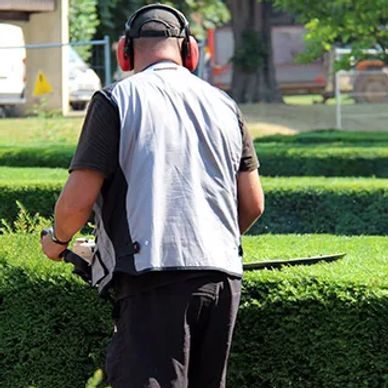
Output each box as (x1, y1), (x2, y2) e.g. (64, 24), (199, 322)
(12, 0), (69, 114)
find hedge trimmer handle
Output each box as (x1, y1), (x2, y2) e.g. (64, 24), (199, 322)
(61, 249), (92, 284)
(41, 229), (92, 284)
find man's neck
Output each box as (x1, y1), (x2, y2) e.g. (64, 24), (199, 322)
(134, 55), (182, 73)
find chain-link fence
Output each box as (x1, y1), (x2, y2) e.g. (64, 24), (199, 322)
(0, 33), (111, 115)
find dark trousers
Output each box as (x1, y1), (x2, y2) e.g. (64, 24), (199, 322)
(105, 274), (241, 388)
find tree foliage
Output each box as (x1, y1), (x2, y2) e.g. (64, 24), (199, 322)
(275, 0), (388, 67)
(97, 0), (229, 43)
(69, 0), (99, 60)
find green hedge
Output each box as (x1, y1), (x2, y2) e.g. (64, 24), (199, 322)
(254, 177), (388, 235)
(0, 145), (74, 168)
(255, 129), (388, 145)
(253, 129), (388, 177)
(2, 130), (388, 179)
(2, 172), (388, 235)
(0, 182), (63, 224)
(0, 234), (111, 387)
(1, 233), (388, 387)
(3, 143), (388, 177)
(256, 144), (388, 177)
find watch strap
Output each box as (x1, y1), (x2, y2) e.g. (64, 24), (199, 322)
(48, 227), (71, 245)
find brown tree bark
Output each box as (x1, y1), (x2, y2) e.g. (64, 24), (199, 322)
(227, 0), (283, 103)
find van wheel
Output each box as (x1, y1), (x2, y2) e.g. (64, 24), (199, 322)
(0, 106), (21, 118)
(71, 102), (87, 111)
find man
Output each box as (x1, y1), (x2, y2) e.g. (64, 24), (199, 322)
(41, 4), (264, 388)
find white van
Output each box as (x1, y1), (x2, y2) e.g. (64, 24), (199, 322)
(68, 47), (101, 111)
(0, 23), (26, 116)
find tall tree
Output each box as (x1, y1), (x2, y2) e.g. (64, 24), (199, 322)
(226, 0), (283, 103)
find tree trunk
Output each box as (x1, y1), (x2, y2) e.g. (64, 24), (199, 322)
(227, 0), (283, 103)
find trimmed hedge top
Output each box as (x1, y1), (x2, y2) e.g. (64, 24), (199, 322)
(1, 130), (388, 178)
(1, 233), (388, 387)
(1, 169), (388, 235)
(255, 129), (388, 145)
(242, 234), (388, 288)
(0, 166), (68, 182)
(253, 129), (388, 177)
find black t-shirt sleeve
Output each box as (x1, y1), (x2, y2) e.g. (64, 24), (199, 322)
(236, 108), (259, 172)
(70, 91), (120, 177)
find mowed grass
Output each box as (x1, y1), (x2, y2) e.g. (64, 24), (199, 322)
(3, 166), (388, 190)
(0, 166), (68, 182)
(0, 117), (83, 146)
(242, 234), (388, 288)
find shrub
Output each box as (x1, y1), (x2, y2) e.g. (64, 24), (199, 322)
(255, 129), (388, 145)
(253, 129), (388, 177)
(255, 144), (388, 177)
(0, 234), (112, 388)
(229, 234), (388, 387)
(0, 181), (63, 224)
(1, 233), (388, 387)
(0, 145), (74, 168)
(2, 131), (388, 179)
(2, 175), (388, 235)
(252, 176), (388, 235)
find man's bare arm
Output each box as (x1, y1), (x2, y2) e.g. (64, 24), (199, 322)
(41, 169), (104, 260)
(237, 169), (265, 234)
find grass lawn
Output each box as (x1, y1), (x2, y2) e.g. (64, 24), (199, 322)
(242, 233), (388, 287)
(0, 117), (83, 146)
(0, 166), (68, 182)
(0, 98), (387, 146)
(3, 166), (388, 190)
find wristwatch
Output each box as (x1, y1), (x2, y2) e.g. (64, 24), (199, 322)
(47, 227), (71, 246)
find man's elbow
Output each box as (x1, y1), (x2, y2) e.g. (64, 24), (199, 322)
(250, 200), (265, 222)
(256, 201), (265, 219)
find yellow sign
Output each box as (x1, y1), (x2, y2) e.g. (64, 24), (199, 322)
(33, 71), (53, 96)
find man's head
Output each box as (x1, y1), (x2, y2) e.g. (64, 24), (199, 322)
(117, 3), (199, 73)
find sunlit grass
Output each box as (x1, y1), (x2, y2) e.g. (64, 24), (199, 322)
(0, 117), (83, 146)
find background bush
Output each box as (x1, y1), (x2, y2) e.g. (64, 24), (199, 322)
(254, 130), (388, 177)
(2, 130), (388, 179)
(2, 171), (388, 235)
(0, 234), (111, 387)
(0, 145), (74, 168)
(256, 144), (388, 177)
(255, 129), (388, 145)
(1, 233), (388, 387)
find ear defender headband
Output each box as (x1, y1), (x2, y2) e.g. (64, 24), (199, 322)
(117, 3), (199, 72)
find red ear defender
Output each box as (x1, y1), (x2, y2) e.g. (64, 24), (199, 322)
(117, 36), (132, 71)
(183, 36), (199, 72)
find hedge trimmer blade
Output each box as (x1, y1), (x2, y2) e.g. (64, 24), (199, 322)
(243, 253), (346, 271)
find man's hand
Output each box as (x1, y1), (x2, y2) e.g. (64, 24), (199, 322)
(40, 169), (104, 261)
(40, 233), (68, 261)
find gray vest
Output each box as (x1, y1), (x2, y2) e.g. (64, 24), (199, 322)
(93, 62), (243, 291)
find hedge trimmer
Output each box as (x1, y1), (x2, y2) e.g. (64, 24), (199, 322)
(243, 253), (346, 271)
(42, 229), (346, 284)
